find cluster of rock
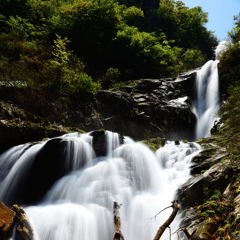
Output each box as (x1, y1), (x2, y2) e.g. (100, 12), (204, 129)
(0, 70), (198, 153)
(176, 140), (240, 239)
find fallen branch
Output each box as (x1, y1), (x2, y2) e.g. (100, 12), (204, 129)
(153, 200), (179, 240)
(12, 205), (36, 240)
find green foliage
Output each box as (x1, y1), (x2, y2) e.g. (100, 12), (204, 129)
(219, 85), (240, 154)
(5, 15), (47, 40)
(0, 0), (218, 92)
(141, 138), (163, 151)
(211, 189), (221, 201)
(102, 67), (122, 89)
(181, 48), (207, 70)
(203, 187), (209, 198)
(217, 13), (240, 163)
(218, 42), (240, 95)
(150, 0), (217, 59)
(233, 231), (239, 237)
(201, 209), (215, 218)
(206, 200), (218, 208)
(50, 34), (72, 67)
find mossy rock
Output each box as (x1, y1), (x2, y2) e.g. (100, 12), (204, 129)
(141, 137), (164, 151)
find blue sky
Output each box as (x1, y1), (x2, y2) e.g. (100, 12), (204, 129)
(181, 0), (240, 41)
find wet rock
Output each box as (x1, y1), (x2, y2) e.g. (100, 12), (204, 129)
(223, 183), (234, 201)
(177, 160), (231, 208)
(174, 71), (197, 99)
(121, 86), (133, 93)
(191, 219), (218, 240)
(95, 90), (135, 115)
(18, 138), (82, 205)
(175, 140), (180, 145)
(210, 118), (223, 134)
(91, 129), (124, 157)
(0, 201), (16, 240)
(181, 207), (197, 227)
(136, 79), (162, 93)
(91, 129), (107, 157)
(190, 151), (229, 175)
(229, 192), (240, 233)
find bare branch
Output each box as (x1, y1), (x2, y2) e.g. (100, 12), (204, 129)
(145, 205), (172, 227)
(153, 200), (179, 240)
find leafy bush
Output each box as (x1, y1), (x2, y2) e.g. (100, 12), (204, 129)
(218, 43), (240, 95)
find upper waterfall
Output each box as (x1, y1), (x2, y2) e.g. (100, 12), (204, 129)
(194, 60), (220, 139)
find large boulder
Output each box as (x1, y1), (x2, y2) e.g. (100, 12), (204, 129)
(17, 137), (94, 205)
(17, 138), (67, 204)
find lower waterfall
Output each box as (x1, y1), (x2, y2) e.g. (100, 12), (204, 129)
(0, 132), (201, 240)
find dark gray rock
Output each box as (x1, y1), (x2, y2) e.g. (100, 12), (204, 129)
(210, 118), (223, 134)
(191, 151), (229, 175)
(90, 129), (108, 157)
(177, 159), (231, 208)
(18, 139), (73, 205)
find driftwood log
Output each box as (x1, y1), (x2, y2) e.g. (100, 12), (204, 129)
(12, 204), (36, 240)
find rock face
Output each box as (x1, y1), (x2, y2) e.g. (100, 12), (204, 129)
(177, 148), (231, 209)
(87, 74), (197, 141)
(190, 149), (229, 175)
(0, 71), (197, 153)
(0, 201), (16, 240)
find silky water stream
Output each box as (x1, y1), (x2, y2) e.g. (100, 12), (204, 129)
(194, 60), (220, 139)
(0, 131), (201, 240)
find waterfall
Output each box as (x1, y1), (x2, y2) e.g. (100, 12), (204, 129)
(106, 130), (120, 157)
(194, 60), (220, 139)
(0, 133), (201, 240)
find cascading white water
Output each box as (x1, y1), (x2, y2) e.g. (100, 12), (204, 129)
(0, 133), (201, 240)
(0, 133), (95, 206)
(194, 60), (220, 139)
(194, 41), (231, 140)
(106, 130), (120, 157)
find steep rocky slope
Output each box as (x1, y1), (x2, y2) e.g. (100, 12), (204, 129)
(0, 70), (197, 153)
